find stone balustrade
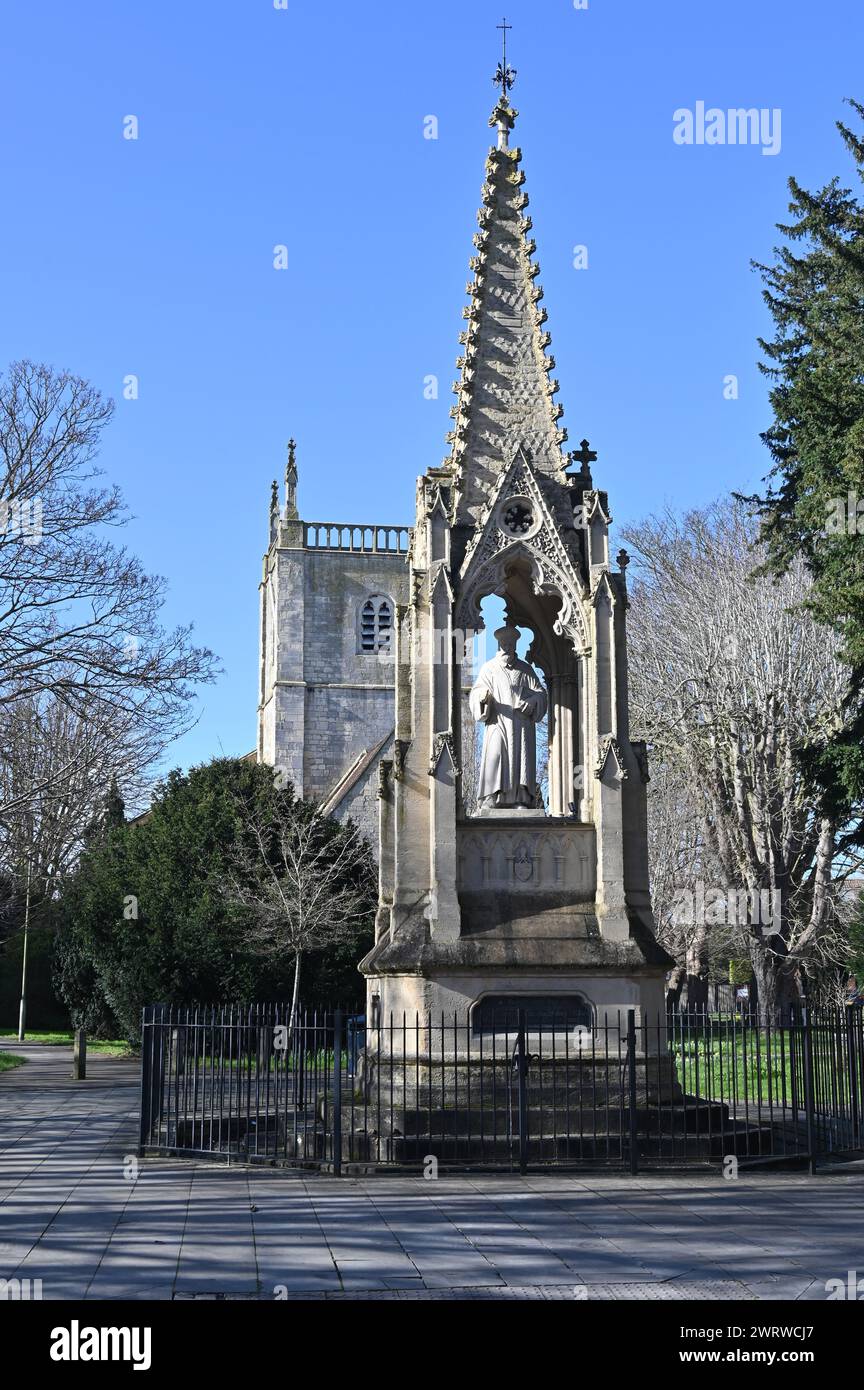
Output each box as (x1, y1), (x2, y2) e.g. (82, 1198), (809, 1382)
(303, 522), (411, 553)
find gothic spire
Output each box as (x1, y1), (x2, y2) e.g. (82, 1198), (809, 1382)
(446, 51), (568, 527)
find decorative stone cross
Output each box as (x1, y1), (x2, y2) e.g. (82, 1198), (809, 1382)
(569, 439), (597, 469)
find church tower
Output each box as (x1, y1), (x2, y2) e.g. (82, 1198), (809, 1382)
(258, 441), (411, 845)
(360, 69), (672, 1029)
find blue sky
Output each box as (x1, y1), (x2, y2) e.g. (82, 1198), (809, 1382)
(1, 0), (862, 775)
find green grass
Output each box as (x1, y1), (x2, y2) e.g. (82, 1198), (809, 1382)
(0, 1030), (133, 1056)
(671, 1029), (847, 1109)
(0, 1052), (27, 1073)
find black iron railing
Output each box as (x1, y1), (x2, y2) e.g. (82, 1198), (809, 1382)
(139, 1004), (864, 1173)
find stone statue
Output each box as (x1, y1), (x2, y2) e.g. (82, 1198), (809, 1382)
(468, 625), (547, 813)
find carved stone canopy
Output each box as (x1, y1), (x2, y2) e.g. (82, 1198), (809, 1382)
(456, 550), (587, 677)
(455, 452), (589, 661)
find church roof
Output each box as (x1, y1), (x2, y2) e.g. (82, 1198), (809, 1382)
(447, 85), (569, 529)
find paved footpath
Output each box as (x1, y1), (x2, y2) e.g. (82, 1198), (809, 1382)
(1, 1039), (862, 1301)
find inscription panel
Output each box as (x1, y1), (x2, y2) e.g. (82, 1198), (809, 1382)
(456, 821), (596, 898)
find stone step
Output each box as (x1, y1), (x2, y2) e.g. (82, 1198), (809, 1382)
(163, 1112), (791, 1167)
(349, 1121), (779, 1164)
(370, 1099), (729, 1136)
(336, 1084), (682, 1115)
(355, 1056), (684, 1108)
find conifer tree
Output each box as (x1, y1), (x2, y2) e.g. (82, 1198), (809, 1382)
(746, 99), (864, 834)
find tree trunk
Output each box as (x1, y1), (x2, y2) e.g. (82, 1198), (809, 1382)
(685, 925), (710, 1012)
(666, 964), (685, 1014)
(289, 950), (302, 1032)
(685, 970), (709, 1013)
(750, 936), (800, 1025)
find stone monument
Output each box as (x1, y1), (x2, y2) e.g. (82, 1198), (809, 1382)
(359, 62), (674, 1049)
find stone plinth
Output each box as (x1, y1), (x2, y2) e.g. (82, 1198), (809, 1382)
(347, 1036), (689, 1166)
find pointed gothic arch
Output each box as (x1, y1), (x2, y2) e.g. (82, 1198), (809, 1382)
(454, 545), (590, 820)
(455, 543), (589, 657)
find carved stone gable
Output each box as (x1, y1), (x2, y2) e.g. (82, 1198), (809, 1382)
(455, 448), (588, 652)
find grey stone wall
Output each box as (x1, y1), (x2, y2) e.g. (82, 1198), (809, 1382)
(258, 536), (408, 849)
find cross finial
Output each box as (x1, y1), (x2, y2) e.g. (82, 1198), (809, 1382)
(569, 439), (598, 470)
(494, 17), (516, 95)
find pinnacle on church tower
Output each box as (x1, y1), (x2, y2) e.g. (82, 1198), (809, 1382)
(268, 478), (279, 543)
(447, 35), (568, 529)
(284, 437), (298, 519)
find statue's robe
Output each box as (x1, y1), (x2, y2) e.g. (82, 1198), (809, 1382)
(468, 654), (547, 809)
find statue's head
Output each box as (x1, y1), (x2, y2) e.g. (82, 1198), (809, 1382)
(494, 625), (520, 661)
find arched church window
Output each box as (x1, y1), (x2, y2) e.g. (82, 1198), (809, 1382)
(358, 595), (393, 653)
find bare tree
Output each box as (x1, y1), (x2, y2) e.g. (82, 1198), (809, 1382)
(0, 357), (218, 922)
(0, 360), (217, 818)
(0, 688), (159, 894)
(641, 759), (723, 1010)
(624, 498), (858, 1020)
(223, 791), (376, 1024)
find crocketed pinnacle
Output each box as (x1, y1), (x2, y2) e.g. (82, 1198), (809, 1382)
(284, 437), (298, 520)
(447, 96), (568, 527)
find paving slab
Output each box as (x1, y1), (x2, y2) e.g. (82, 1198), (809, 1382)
(2, 1039), (864, 1300)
